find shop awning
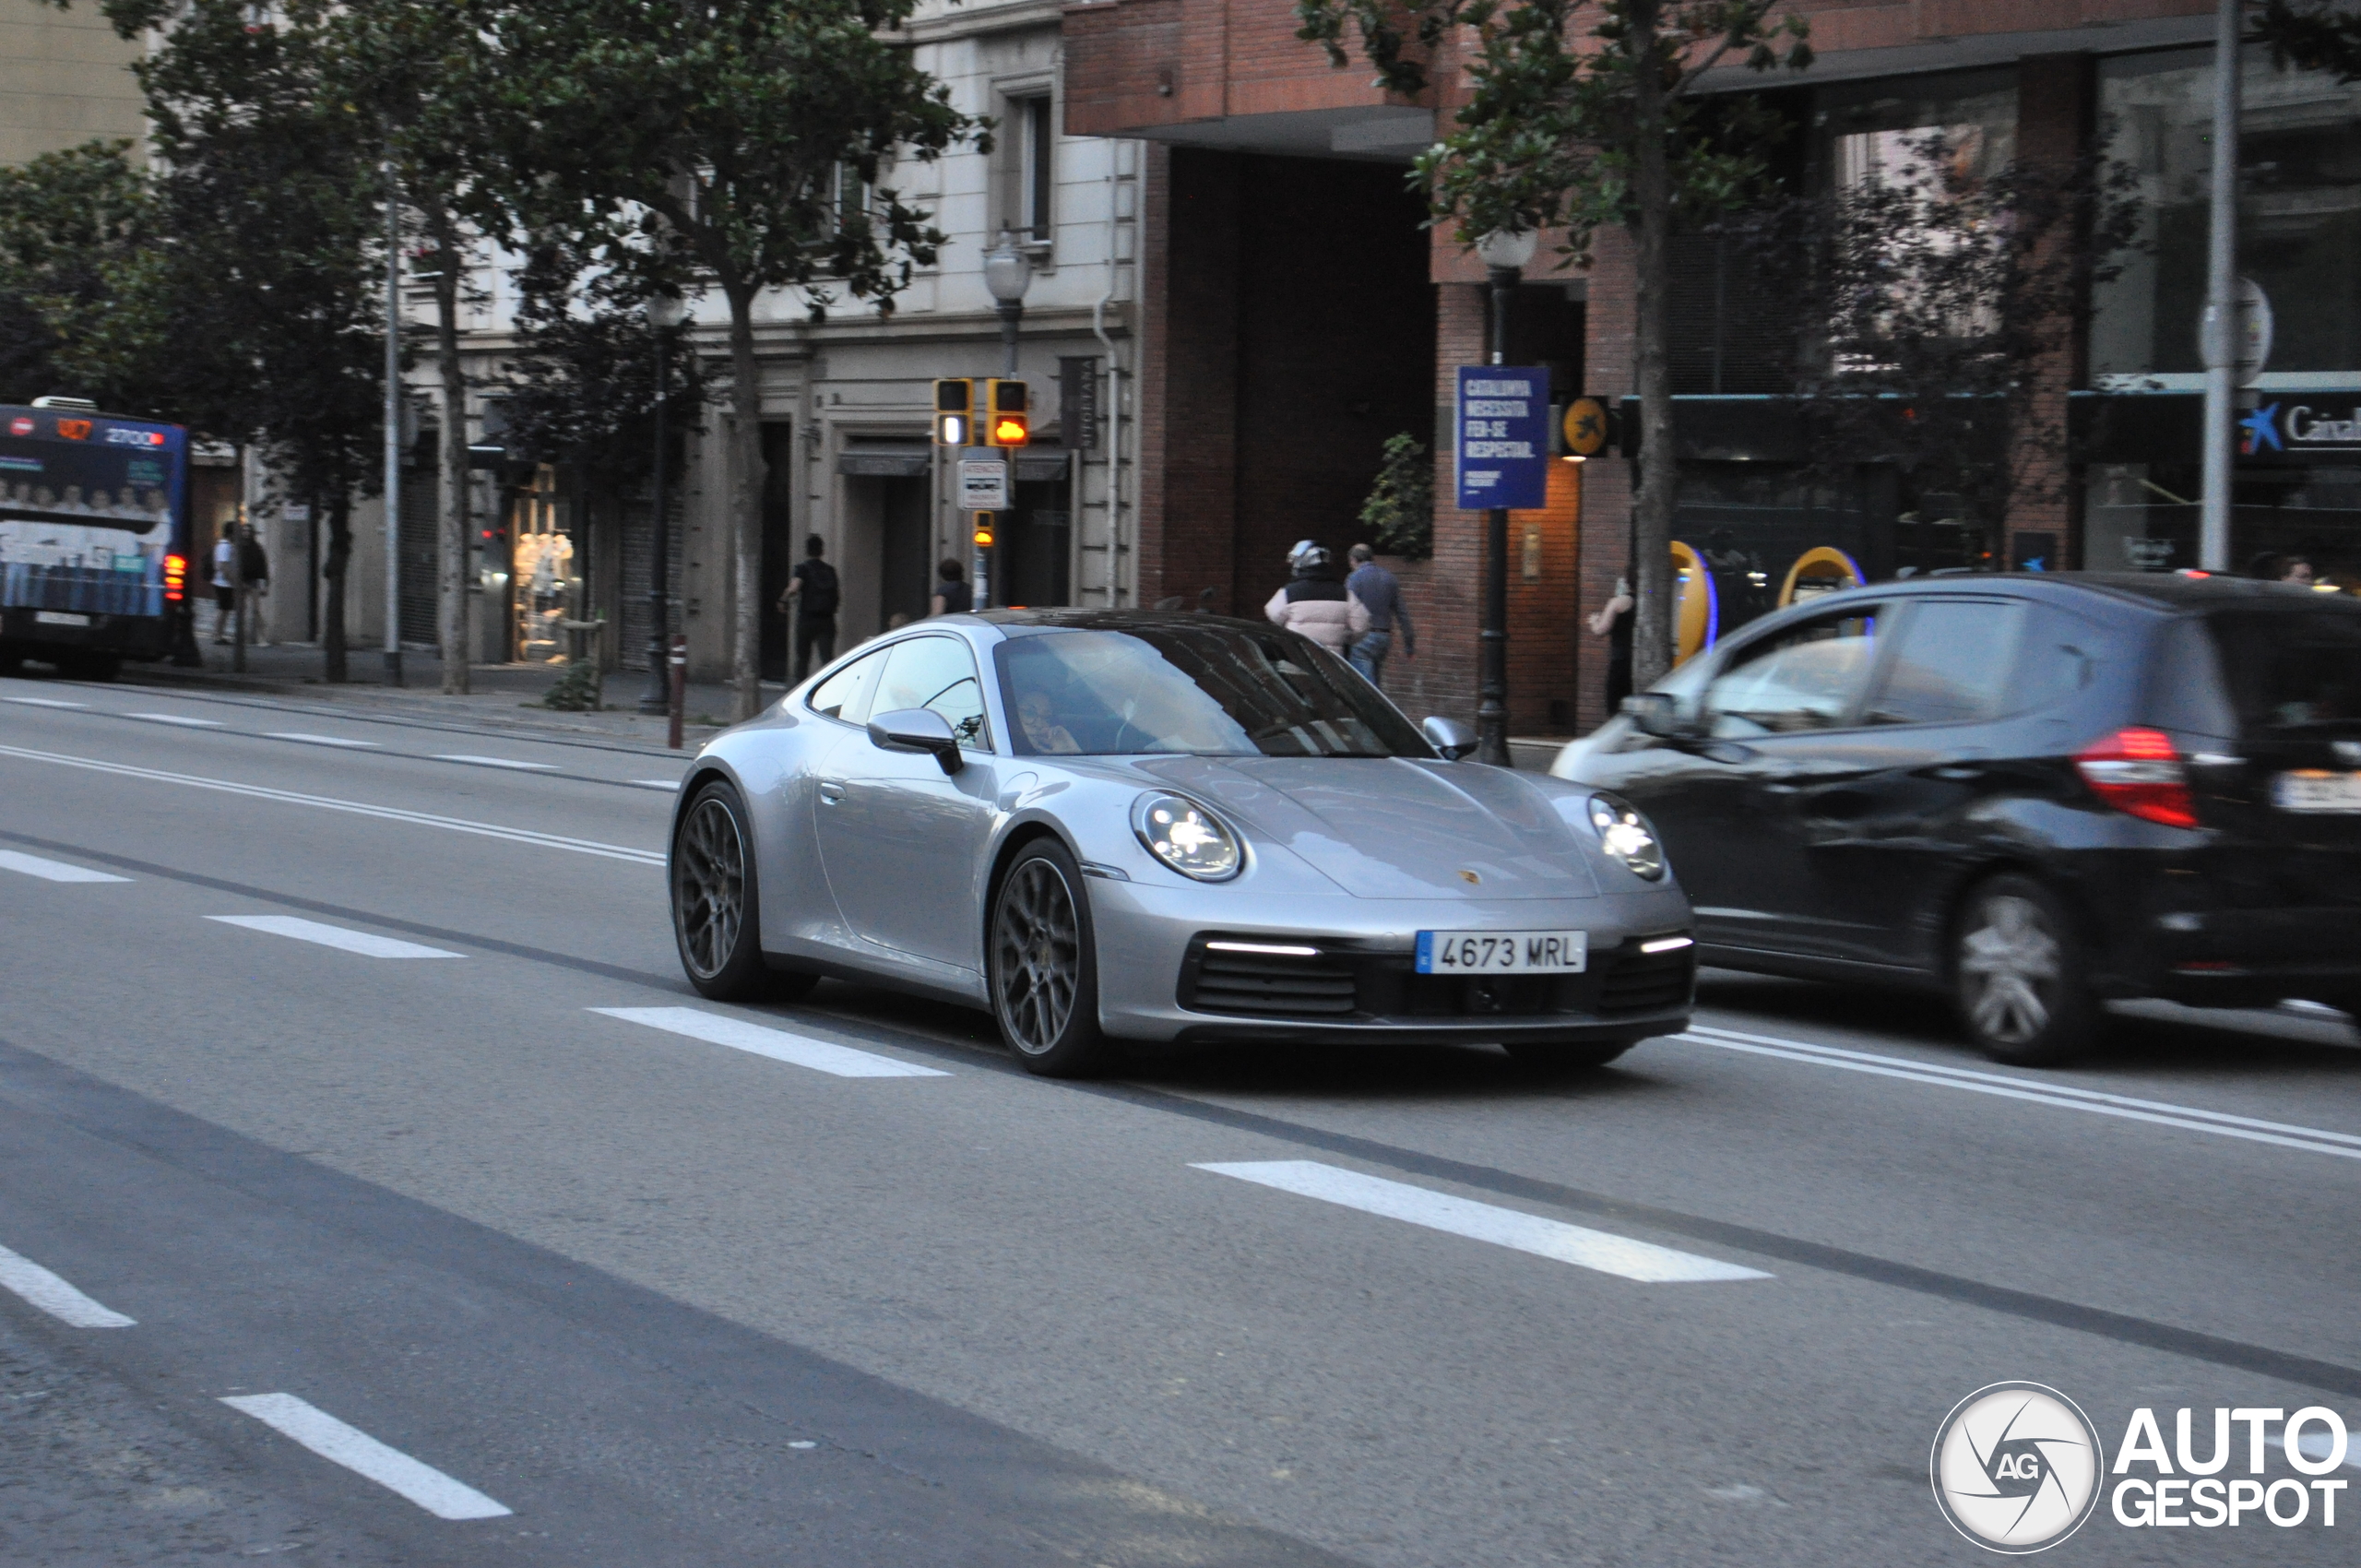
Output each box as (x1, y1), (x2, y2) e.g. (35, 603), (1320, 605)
(837, 443), (930, 478)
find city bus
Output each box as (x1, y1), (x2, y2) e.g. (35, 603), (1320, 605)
(0, 398), (193, 679)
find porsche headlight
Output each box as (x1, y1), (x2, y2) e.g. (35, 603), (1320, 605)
(1587, 792), (1665, 882)
(1133, 792), (1241, 882)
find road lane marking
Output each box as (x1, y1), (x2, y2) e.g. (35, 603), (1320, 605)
(0, 1242), (136, 1327)
(0, 744), (665, 865)
(434, 754), (554, 771)
(218, 1395), (511, 1520)
(1681, 1025), (2361, 1163)
(1192, 1160), (1773, 1284)
(267, 732), (379, 748)
(124, 712), (223, 728)
(0, 849), (131, 883)
(2, 695), (84, 708)
(590, 1006), (951, 1078)
(208, 915), (461, 958)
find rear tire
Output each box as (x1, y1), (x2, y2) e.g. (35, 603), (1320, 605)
(1503, 1038), (1636, 1073)
(670, 780), (816, 1004)
(1952, 874), (2094, 1066)
(989, 838), (1115, 1077)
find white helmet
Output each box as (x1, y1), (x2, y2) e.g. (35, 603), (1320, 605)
(1287, 539), (1320, 568)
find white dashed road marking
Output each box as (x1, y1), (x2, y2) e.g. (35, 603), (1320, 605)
(0, 1241), (136, 1327)
(0, 849), (131, 883)
(434, 754), (554, 771)
(1192, 1160), (1774, 1284)
(124, 712), (223, 728)
(208, 915), (461, 959)
(2, 695), (84, 708)
(267, 731), (379, 748)
(590, 1006), (951, 1079)
(218, 1395), (512, 1520)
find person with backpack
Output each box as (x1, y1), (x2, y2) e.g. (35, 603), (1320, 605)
(237, 524), (271, 647)
(1264, 540), (1368, 656)
(777, 533), (840, 680)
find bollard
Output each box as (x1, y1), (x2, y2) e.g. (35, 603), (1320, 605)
(667, 633), (686, 750)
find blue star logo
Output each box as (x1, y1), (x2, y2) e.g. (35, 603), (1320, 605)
(2240, 403), (2282, 454)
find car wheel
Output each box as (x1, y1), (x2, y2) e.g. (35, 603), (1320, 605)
(1952, 874), (2093, 1066)
(1503, 1039), (1637, 1073)
(990, 838), (1114, 1077)
(670, 780), (817, 1004)
(61, 651), (119, 681)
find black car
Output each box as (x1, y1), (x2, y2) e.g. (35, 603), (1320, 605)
(1552, 573), (2361, 1064)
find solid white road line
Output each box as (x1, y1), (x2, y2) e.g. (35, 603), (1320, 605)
(0, 1242), (136, 1327)
(2, 695), (84, 708)
(590, 1006), (951, 1079)
(267, 731), (379, 749)
(1192, 1160), (1773, 1284)
(1680, 1025), (2361, 1164)
(0, 744), (665, 865)
(0, 849), (131, 884)
(217, 1394), (511, 1520)
(208, 915), (461, 959)
(124, 712), (223, 728)
(434, 754), (554, 771)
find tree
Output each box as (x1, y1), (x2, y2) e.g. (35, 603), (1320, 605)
(1732, 132), (2142, 567)
(2255, 0), (2361, 81)
(470, 0), (983, 719)
(0, 141), (160, 410)
(1358, 432), (1435, 561)
(1296, 0), (1809, 685)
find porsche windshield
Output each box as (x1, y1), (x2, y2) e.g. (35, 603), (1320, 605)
(992, 624), (1431, 758)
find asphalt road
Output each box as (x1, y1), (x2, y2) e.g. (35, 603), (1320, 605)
(5, 666), (2358, 1566)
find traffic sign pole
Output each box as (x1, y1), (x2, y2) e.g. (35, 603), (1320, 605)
(1456, 363), (1549, 766)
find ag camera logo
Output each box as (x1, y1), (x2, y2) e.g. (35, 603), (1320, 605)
(1931, 1383), (2105, 1552)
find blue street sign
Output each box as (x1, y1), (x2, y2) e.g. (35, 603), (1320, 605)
(1454, 365), (1550, 510)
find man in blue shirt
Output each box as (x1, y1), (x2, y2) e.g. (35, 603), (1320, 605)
(1344, 543), (1416, 688)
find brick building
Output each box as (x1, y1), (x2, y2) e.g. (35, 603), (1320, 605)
(1063, 0), (2361, 735)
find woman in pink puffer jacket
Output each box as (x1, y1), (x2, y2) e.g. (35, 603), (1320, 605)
(1264, 542), (1370, 655)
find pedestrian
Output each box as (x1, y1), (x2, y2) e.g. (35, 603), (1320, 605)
(1587, 575), (1635, 716)
(209, 524), (238, 643)
(777, 533), (840, 681)
(930, 558), (973, 617)
(1343, 542), (1415, 687)
(239, 524), (271, 647)
(1264, 540), (1368, 656)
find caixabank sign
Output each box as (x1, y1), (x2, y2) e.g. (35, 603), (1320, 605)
(2240, 398), (2361, 456)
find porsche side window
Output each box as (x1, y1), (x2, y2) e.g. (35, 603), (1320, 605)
(807, 647), (888, 724)
(874, 636), (991, 750)
(1701, 610), (1880, 738)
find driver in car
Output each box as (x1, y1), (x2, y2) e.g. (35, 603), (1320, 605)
(1015, 687), (1083, 754)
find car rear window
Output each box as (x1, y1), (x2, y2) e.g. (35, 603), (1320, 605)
(2198, 609), (2361, 733)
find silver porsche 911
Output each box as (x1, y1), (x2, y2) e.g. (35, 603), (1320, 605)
(666, 610), (1697, 1076)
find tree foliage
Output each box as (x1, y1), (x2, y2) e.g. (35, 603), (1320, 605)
(2255, 0), (2361, 83)
(1358, 432), (1435, 561)
(0, 140), (158, 410)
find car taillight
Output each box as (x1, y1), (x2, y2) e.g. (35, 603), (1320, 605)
(163, 552), (187, 602)
(2075, 727), (2198, 828)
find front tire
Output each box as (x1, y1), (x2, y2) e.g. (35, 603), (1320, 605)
(989, 838), (1114, 1077)
(670, 780), (816, 1004)
(1953, 874), (2094, 1066)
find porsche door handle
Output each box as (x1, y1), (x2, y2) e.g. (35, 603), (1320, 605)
(818, 780), (847, 804)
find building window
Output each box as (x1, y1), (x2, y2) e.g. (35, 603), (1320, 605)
(1014, 93), (1053, 243)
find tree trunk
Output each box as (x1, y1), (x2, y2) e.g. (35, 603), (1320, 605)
(723, 279), (765, 723)
(427, 203), (472, 695)
(322, 488), (350, 683)
(1626, 0), (1679, 691)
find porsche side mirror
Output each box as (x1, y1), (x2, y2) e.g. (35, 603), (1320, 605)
(867, 706), (965, 775)
(1421, 716), (1478, 761)
(1621, 693), (1684, 739)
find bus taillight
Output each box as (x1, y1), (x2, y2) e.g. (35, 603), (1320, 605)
(163, 552), (187, 601)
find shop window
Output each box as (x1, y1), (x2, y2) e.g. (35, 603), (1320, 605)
(2092, 45), (2361, 386)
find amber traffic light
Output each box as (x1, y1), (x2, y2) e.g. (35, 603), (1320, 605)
(932, 377), (975, 445)
(983, 378), (1028, 447)
(971, 512), (996, 548)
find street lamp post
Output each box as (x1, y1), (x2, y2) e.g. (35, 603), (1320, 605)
(1473, 227), (1536, 768)
(639, 293), (686, 715)
(978, 231), (1033, 610)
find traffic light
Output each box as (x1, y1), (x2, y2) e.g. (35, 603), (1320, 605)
(932, 378), (974, 445)
(983, 378), (1028, 447)
(971, 513), (996, 548)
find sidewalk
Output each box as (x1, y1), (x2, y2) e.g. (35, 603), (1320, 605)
(106, 642), (760, 754)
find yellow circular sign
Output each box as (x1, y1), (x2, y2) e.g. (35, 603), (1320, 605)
(1562, 397), (1608, 457)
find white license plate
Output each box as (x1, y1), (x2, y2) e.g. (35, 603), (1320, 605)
(32, 611), (89, 627)
(1416, 930), (1587, 974)
(2274, 770), (2361, 813)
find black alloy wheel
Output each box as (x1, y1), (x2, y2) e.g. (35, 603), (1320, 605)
(990, 838), (1113, 1077)
(671, 779), (815, 1003)
(1953, 873), (2094, 1066)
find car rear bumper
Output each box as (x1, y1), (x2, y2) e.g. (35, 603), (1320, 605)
(2135, 905), (2361, 1007)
